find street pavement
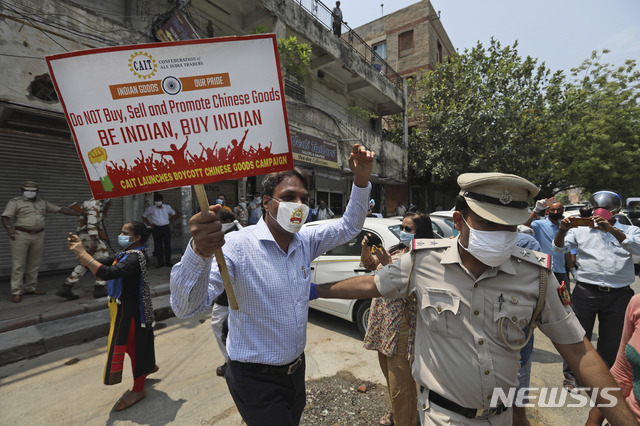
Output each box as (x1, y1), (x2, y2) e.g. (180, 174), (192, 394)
(0, 260), (174, 366)
(0, 307), (384, 425)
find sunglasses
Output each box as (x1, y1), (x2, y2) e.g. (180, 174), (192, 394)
(400, 225), (414, 232)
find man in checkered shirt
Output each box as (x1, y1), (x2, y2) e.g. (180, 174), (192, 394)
(170, 144), (375, 425)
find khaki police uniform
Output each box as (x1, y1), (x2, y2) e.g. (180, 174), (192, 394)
(371, 172), (586, 425)
(375, 238), (584, 424)
(64, 199), (108, 288)
(2, 195), (61, 295)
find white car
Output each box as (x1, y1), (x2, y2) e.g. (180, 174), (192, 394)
(429, 210), (457, 238)
(304, 217), (405, 336)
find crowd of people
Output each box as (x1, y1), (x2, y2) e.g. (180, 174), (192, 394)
(5, 153), (640, 424)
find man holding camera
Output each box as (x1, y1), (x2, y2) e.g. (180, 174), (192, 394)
(554, 190), (640, 390)
(318, 174), (635, 425)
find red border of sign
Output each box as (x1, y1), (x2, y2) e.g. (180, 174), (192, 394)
(46, 34), (293, 199)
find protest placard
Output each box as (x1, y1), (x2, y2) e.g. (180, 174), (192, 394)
(46, 34), (293, 200)
(47, 34), (292, 309)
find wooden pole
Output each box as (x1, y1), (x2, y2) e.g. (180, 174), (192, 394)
(193, 184), (239, 310)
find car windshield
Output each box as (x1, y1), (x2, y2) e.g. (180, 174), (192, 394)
(628, 201), (640, 211)
(389, 224), (403, 239)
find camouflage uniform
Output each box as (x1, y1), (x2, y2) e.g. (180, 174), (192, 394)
(64, 199), (108, 288)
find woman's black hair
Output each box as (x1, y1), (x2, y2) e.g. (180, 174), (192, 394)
(390, 212), (434, 253)
(406, 212), (434, 239)
(127, 221), (150, 244)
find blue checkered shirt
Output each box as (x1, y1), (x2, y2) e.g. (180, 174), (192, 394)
(170, 183), (370, 365)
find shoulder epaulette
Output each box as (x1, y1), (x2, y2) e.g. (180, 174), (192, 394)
(512, 247), (552, 270)
(412, 238), (453, 250)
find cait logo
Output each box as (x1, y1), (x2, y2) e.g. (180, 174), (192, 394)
(290, 207), (305, 224)
(129, 51), (157, 79)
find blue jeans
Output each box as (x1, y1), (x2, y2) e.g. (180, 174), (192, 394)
(517, 325), (534, 404)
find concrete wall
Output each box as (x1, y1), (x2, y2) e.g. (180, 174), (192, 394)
(1, 0), (406, 184)
(259, 0), (404, 110)
(353, 0), (454, 76)
(0, 0), (154, 112)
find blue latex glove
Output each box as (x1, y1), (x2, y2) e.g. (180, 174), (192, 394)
(309, 283), (319, 300)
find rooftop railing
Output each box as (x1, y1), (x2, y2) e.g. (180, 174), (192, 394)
(293, 0), (403, 89)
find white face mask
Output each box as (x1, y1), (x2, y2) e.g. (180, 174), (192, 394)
(221, 222), (238, 233)
(155, 201), (162, 207)
(269, 198), (309, 233)
(23, 191), (37, 199)
(460, 216), (517, 267)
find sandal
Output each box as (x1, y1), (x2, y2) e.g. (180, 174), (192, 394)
(114, 390), (146, 411)
(379, 412), (394, 426)
(563, 380), (580, 395)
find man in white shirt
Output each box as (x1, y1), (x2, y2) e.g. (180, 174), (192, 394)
(170, 144), (374, 425)
(142, 193), (179, 267)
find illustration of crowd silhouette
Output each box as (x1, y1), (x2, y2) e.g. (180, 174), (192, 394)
(104, 129), (274, 183)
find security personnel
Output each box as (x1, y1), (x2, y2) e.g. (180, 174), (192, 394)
(318, 172), (635, 425)
(2, 181), (79, 303)
(57, 198), (111, 300)
(142, 193), (179, 267)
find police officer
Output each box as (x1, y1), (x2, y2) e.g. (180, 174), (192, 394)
(57, 197), (111, 300)
(2, 181), (79, 303)
(318, 173), (635, 425)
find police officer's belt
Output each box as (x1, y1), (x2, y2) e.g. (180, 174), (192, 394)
(15, 227), (43, 234)
(428, 391), (507, 419)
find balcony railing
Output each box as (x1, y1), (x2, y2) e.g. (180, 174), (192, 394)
(293, 0), (403, 89)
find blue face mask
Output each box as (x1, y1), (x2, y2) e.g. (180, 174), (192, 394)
(399, 230), (415, 244)
(118, 235), (133, 249)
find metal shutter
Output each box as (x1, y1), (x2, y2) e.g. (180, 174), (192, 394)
(0, 132), (124, 277)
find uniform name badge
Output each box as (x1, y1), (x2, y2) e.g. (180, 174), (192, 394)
(557, 281), (571, 306)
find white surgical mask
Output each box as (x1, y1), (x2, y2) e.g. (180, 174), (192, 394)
(398, 230), (415, 245)
(155, 201), (162, 207)
(460, 216), (517, 267)
(269, 198), (309, 233)
(118, 235), (133, 249)
(221, 222), (238, 233)
(23, 191), (37, 199)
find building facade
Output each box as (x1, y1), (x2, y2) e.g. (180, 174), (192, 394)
(353, 0), (456, 213)
(0, 0), (405, 276)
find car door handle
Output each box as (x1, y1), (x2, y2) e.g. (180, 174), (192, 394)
(354, 268), (372, 273)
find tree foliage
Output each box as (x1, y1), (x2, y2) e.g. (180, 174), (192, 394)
(410, 40), (640, 198)
(278, 36), (311, 82)
(554, 52), (640, 197)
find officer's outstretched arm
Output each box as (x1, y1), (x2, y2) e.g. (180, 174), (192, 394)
(554, 338), (637, 425)
(317, 276), (381, 300)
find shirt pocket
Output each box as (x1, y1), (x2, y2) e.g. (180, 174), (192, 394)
(493, 302), (534, 345)
(421, 289), (461, 337)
